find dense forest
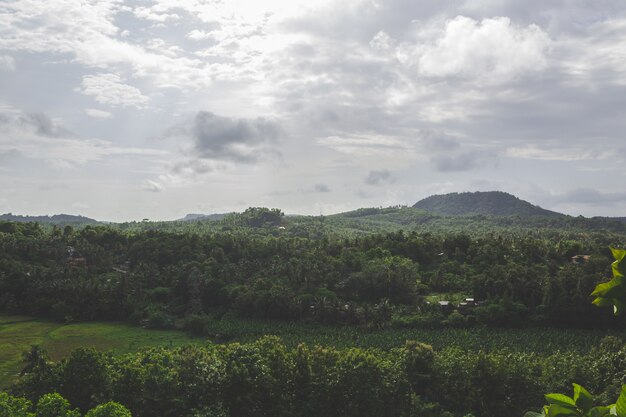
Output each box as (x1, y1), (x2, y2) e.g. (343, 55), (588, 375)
(2, 205), (626, 416)
(1, 210), (624, 329)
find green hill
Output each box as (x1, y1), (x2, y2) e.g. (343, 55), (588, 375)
(0, 213), (99, 225)
(412, 191), (562, 217)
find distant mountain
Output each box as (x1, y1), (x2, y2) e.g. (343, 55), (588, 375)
(413, 191), (563, 217)
(0, 213), (99, 225)
(179, 213), (228, 221)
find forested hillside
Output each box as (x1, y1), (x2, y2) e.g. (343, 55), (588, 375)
(412, 191), (562, 217)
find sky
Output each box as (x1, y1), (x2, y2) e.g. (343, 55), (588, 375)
(1, 0), (626, 221)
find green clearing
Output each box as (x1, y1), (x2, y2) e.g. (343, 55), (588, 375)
(0, 314), (202, 388)
(4, 312), (626, 389)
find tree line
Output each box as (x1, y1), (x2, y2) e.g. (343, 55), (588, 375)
(6, 334), (626, 417)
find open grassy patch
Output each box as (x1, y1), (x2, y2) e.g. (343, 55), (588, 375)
(0, 314), (202, 388)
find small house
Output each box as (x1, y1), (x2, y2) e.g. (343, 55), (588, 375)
(68, 256), (87, 267)
(438, 300), (453, 312)
(571, 255), (591, 264)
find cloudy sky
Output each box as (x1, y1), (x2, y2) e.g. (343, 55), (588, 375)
(1, 0), (626, 221)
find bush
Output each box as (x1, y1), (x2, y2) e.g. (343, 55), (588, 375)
(84, 402), (132, 417)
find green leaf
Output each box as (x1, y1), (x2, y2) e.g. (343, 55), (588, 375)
(591, 280), (619, 297)
(611, 248), (626, 278)
(573, 383), (593, 413)
(615, 385), (626, 417)
(611, 247), (626, 261)
(524, 412), (545, 417)
(545, 404), (580, 417)
(588, 405), (613, 417)
(545, 393), (577, 408)
(593, 297), (613, 307)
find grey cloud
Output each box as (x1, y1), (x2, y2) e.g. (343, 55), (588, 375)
(39, 183), (69, 191)
(167, 111), (284, 164)
(418, 129), (460, 152)
(0, 109), (165, 167)
(314, 183), (331, 193)
(24, 113), (70, 137)
(171, 159), (215, 176)
(432, 151), (496, 172)
(0, 149), (19, 161)
(0, 55), (16, 71)
(365, 169), (393, 185)
(556, 188), (626, 205)
(356, 190), (373, 199)
(0, 112), (71, 138)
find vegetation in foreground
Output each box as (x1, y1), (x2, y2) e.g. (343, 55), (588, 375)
(4, 334), (626, 417)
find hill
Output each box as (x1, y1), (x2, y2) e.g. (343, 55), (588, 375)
(413, 191), (563, 217)
(179, 213), (228, 221)
(0, 213), (99, 225)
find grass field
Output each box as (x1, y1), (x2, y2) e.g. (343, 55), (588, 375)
(0, 315), (202, 388)
(3, 313), (626, 389)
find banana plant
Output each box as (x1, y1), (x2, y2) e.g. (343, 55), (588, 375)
(524, 384), (626, 417)
(591, 247), (626, 315)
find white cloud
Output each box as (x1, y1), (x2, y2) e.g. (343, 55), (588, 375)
(187, 30), (214, 41)
(317, 134), (413, 156)
(405, 16), (551, 82)
(369, 30), (394, 50)
(142, 179), (164, 192)
(84, 108), (113, 119)
(79, 74), (149, 108)
(0, 0), (212, 90)
(506, 144), (612, 161)
(133, 6), (180, 22)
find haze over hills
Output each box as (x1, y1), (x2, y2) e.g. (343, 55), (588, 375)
(412, 191), (564, 217)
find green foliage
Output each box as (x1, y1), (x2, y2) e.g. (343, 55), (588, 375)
(19, 336), (626, 417)
(0, 392), (111, 417)
(592, 248), (626, 315)
(524, 384), (617, 417)
(35, 393), (80, 417)
(60, 348), (110, 411)
(84, 402), (132, 417)
(0, 391), (33, 417)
